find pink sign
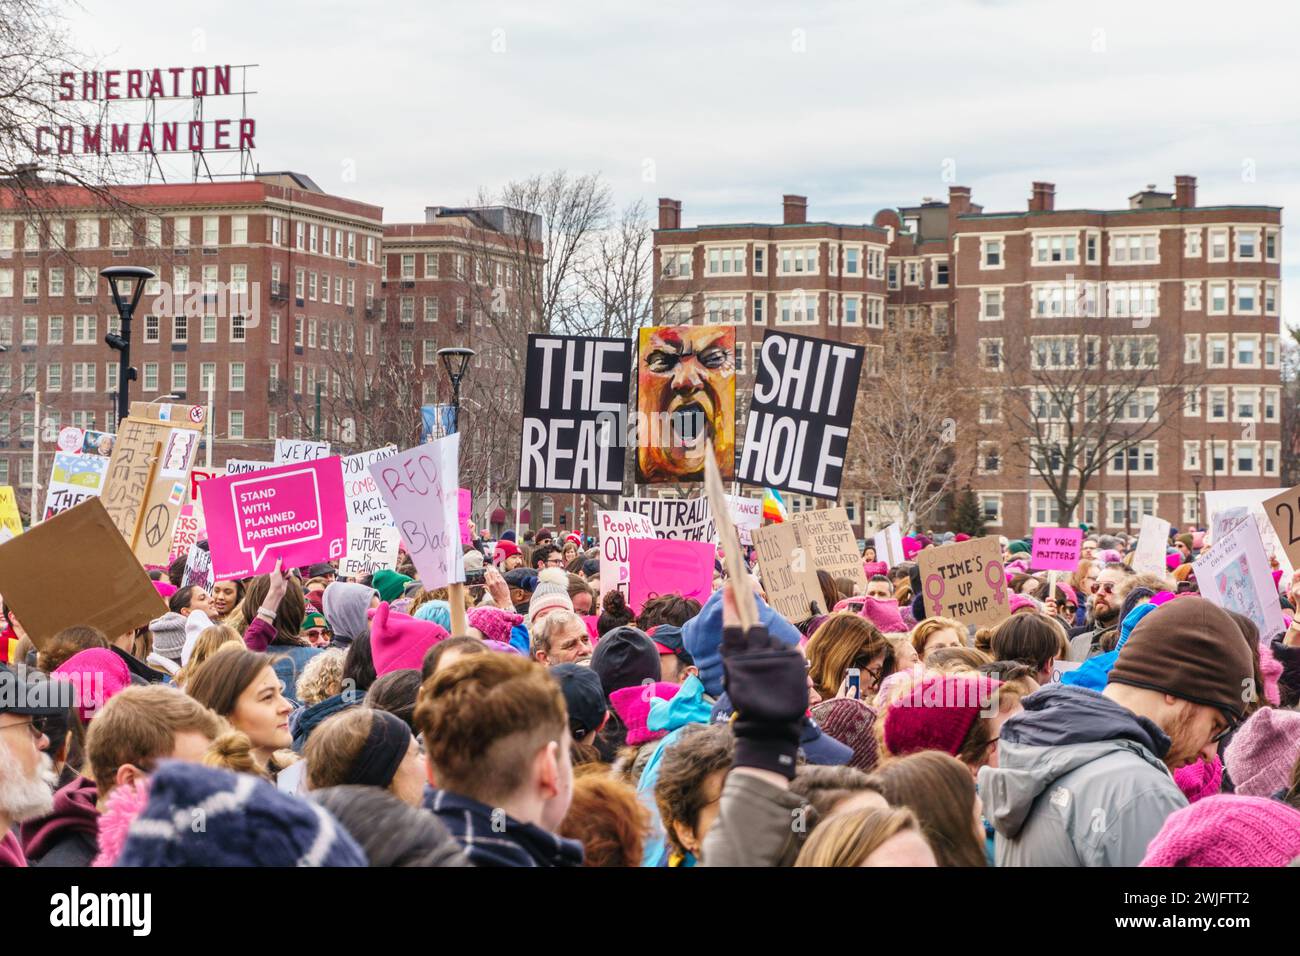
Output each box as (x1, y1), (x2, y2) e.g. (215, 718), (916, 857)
(1031, 526), (1083, 571)
(168, 504), (205, 563)
(628, 538), (716, 614)
(369, 435), (463, 591)
(202, 457), (347, 579)
(459, 488), (472, 546)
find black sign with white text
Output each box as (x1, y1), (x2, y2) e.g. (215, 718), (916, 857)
(519, 334), (631, 494)
(737, 330), (864, 500)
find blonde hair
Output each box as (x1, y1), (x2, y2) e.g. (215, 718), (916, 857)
(295, 647), (347, 706)
(909, 617), (966, 659)
(794, 806), (926, 867)
(175, 625), (242, 688)
(202, 728), (268, 780)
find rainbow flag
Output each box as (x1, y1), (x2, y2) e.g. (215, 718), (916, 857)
(762, 487), (788, 524)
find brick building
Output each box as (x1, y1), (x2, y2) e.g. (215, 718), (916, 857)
(654, 176), (1283, 536)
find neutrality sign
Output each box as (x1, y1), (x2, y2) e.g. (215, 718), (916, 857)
(737, 330), (863, 500)
(519, 334), (630, 494)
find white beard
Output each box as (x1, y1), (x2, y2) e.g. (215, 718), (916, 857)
(0, 739), (57, 823)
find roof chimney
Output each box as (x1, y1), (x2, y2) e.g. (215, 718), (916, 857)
(1029, 181), (1056, 212)
(948, 185), (972, 216)
(658, 198), (682, 230)
(783, 194), (807, 225)
(1174, 175), (1197, 209)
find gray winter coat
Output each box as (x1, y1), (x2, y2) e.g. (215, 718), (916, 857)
(978, 684), (1187, 867)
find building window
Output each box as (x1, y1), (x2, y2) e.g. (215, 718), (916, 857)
(980, 238), (1003, 268)
(980, 288), (1003, 320)
(752, 295), (765, 325)
(203, 216), (219, 246)
(777, 295), (817, 325)
(231, 216), (247, 245)
(1184, 281), (1202, 311)
(202, 315), (217, 343)
(979, 338), (1003, 371)
(72, 315), (96, 343)
(1207, 387), (1228, 422)
(1031, 335), (1078, 370)
(886, 262), (899, 289)
(1234, 334), (1260, 368)
(1184, 334), (1201, 363)
(1034, 234), (1077, 264)
(173, 316), (188, 343)
(1108, 335), (1159, 370)
(231, 314), (246, 342)
(934, 261), (949, 287)
(46, 364), (62, 391)
(1208, 228), (1229, 262)
(142, 362), (158, 391)
(172, 363), (187, 392)
(979, 443), (1001, 475)
(778, 246), (818, 275)
(1183, 441), (1201, 470)
(1234, 441), (1259, 476)
(228, 410), (244, 439)
(1085, 231), (1099, 263)
(229, 362), (245, 391)
(980, 495), (1002, 526)
(1235, 281), (1259, 314)
(706, 247), (746, 275)
(1235, 228), (1260, 260)
(844, 247), (860, 275)
(1184, 228), (1202, 257)
(1111, 232), (1159, 264)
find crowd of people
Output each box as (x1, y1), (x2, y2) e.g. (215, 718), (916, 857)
(4, 521), (1300, 868)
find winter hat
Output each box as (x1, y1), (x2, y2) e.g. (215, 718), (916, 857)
(650, 624), (693, 664)
(462, 550), (485, 574)
(368, 602), (449, 677)
(494, 540), (522, 564)
(551, 663), (608, 739)
(1008, 592), (1037, 614)
(483, 639), (523, 655)
(148, 612), (188, 662)
(1007, 540), (1031, 555)
(1140, 795), (1300, 867)
(115, 761), (366, 867)
(954, 533), (970, 542)
(501, 530), (517, 543)
(466, 606), (523, 645)
(1108, 597), (1255, 721)
(1098, 548), (1122, 564)
(415, 599), (452, 632)
(1223, 707), (1300, 798)
(858, 597), (905, 633)
(301, 610), (328, 634)
(528, 568), (574, 627)
(1175, 533), (1195, 550)
(371, 570), (413, 604)
(862, 561), (889, 577)
(1056, 584), (1078, 607)
(681, 587), (802, 698)
(564, 532), (582, 548)
(152, 581), (177, 600)
(810, 698), (879, 773)
(902, 536), (922, 560)
(1259, 640), (1282, 706)
(180, 608), (216, 666)
(1172, 563), (1195, 584)
(1173, 755), (1223, 803)
(1118, 586), (1156, 627)
(52, 649), (131, 721)
(305, 589), (325, 614)
(93, 778), (149, 867)
(590, 626), (661, 696)
(1165, 552), (1183, 572)
(608, 681), (680, 746)
(883, 673), (1003, 758)
(1192, 531), (1206, 550)
(322, 582), (377, 645)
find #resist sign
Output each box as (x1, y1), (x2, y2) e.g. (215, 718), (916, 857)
(737, 330), (864, 500)
(202, 457), (348, 579)
(519, 334), (630, 494)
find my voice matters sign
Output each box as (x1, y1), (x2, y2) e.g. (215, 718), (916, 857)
(519, 334), (631, 494)
(737, 330), (863, 500)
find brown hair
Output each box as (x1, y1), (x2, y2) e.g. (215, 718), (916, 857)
(925, 646), (994, 673)
(790, 765), (882, 820)
(637, 593), (701, 631)
(558, 765), (650, 867)
(1070, 559), (1096, 595)
(295, 647), (347, 706)
(910, 617), (966, 659)
(185, 648), (280, 718)
(954, 683), (1024, 770)
(990, 613), (1060, 672)
(867, 751), (986, 867)
(793, 806), (926, 867)
(806, 612), (894, 701)
(653, 723), (734, 861)
(202, 729), (267, 779)
(240, 573), (307, 646)
(420, 636), (489, 683)
(84, 685), (222, 797)
(304, 707), (399, 790)
(413, 653), (567, 805)
(174, 625), (242, 689)
(972, 626), (994, 654)
(36, 626), (108, 673)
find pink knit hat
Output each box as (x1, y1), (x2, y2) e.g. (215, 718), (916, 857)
(810, 698), (879, 773)
(1172, 755), (1222, 803)
(1259, 639), (1282, 706)
(859, 597), (905, 633)
(1223, 707), (1300, 797)
(1140, 795), (1300, 867)
(52, 648), (131, 721)
(883, 673), (1002, 757)
(153, 581), (177, 599)
(862, 561), (889, 578)
(902, 536), (921, 560)
(465, 606), (523, 645)
(368, 602), (449, 676)
(1165, 553), (1183, 572)
(608, 682), (680, 746)
(1008, 592), (1037, 614)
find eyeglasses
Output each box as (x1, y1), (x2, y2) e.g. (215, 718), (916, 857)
(1091, 581), (1117, 595)
(0, 717), (46, 741)
(546, 557), (565, 567)
(1210, 720), (1236, 744)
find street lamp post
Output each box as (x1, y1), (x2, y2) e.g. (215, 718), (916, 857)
(1124, 443), (1133, 536)
(101, 266), (156, 424)
(437, 348), (475, 435)
(1192, 472), (1203, 529)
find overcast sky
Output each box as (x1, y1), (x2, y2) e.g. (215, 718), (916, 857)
(67, 0), (1299, 309)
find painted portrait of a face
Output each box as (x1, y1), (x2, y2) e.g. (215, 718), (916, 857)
(636, 325), (736, 482)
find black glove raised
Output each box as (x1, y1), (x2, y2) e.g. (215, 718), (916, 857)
(721, 622), (809, 779)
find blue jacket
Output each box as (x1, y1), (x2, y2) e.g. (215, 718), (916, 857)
(270, 645), (322, 706)
(682, 588), (802, 697)
(424, 790), (583, 867)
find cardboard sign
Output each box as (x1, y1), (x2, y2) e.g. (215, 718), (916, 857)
(459, 488), (473, 545)
(627, 538), (717, 613)
(871, 523), (904, 567)
(369, 434), (464, 590)
(519, 334), (630, 494)
(751, 521), (815, 622)
(339, 523), (400, 577)
(0, 486), (23, 541)
(275, 439), (331, 464)
(1263, 484), (1300, 571)
(796, 507), (869, 595)
(44, 452), (109, 520)
(341, 446), (398, 525)
(1133, 515), (1173, 575)
(0, 498), (165, 650)
(737, 329), (864, 499)
(706, 440), (758, 628)
(1193, 518), (1287, 641)
(99, 402), (203, 567)
(915, 536), (1009, 627)
(597, 509), (657, 600)
(1204, 488), (1293, 580)
(224, 459), (273, 477)
(617, 495), (716, 542)
(1030, 527), (1083, 572)
(202, 457), (348, 579)
(725, 495), (762, 546)
(168, 504), (206, 564)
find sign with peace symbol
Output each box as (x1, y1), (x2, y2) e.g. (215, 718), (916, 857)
(143, 503), (171, 548)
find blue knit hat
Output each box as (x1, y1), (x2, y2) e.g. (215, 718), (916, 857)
(1061, 600), (1161, 692)
(116, 762), (367, 867)
(683, 588), (803, 698)
(415, 599), (452, 632)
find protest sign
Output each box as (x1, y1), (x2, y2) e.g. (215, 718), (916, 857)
(519, 334), (630, 494)
(1133, 515), (1172, 575)
(340, 523), (400, 577)
(1050, 659), (1083, 683)
(168, 504), (206, 564)
(57, 427), (84, 453)
(189, 467), (222, 504)
(0, 498), (165, 650)
(628, 538), (717, 613)
(99, 402), (204, 567)
(459, 488), (473, 545)
(183, 542), (214, 591)
(1263, 483), (1300, 571)
(1193, 518), (1287, 641)
(751, 508), (865, 623)
(201, 456), (348, 579)
(82, 430), (116, 457)
(706, 440), (758, 628)
(44, 452), (109, 520)
(1030, 527), (1083, 572)
(617, 495), (716, 542)
(796, 507), (869, 595)
(1204, 488), (1293, 579)
(597, 509), (657, 600)
(341, 446), (397, 525)
(275, 439), (331, 464)
(636, 325), (736, 484)
(0, 486), (23, 541)
(871, 523), (904, 567)
(223, 459), (273, 477)
(915, 536), (1009, 627)
(725, 494), (762, 546)
(370, 434), (463, 590)
(737, 329), (864, 499)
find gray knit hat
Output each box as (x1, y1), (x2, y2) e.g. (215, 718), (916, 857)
(528, 568), (573, 627)
(149, 611), (188, 661)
